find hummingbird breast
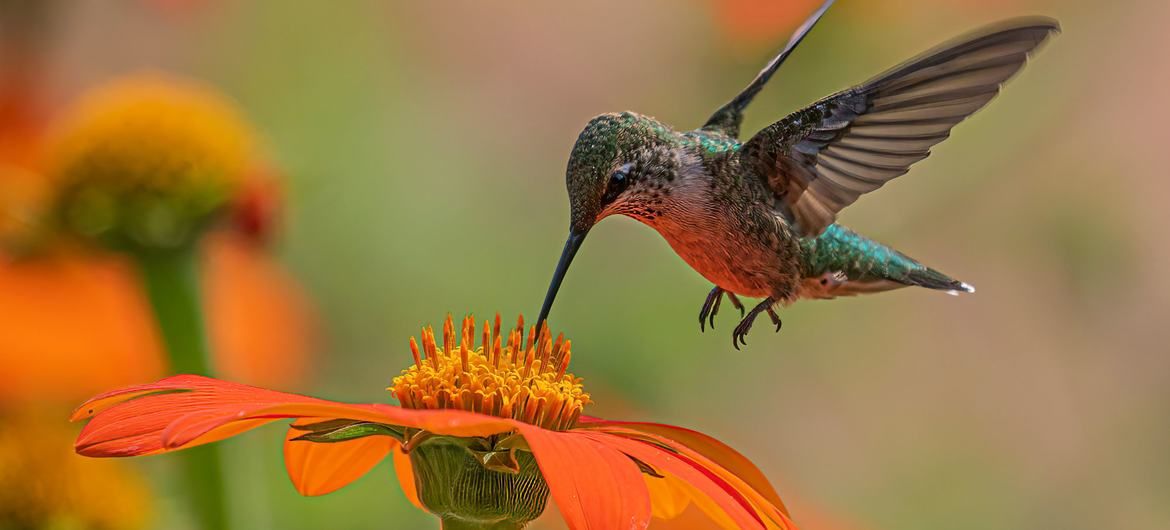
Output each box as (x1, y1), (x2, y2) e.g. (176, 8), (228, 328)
(641, 153), (803, 301)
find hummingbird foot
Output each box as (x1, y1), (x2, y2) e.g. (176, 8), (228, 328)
(699, 287), (747, 332)
(766, 306), (783, 332)
(732, 297), (780, 350)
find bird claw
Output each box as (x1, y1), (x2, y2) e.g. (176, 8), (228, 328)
(699, 286), (739, 332)
(726, 292), (746, 318)
(699, 288), (720, 332)
(732, 317), (753, 350)
(766, 307), (782, 332)
(731, 297), (779, 350)
(709, 291), (723, 330)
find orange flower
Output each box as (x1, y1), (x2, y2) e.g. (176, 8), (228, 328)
(710, 0), (1038, 48)
(0, 72), (314, 401)
(74, 315), (795, 530)
(709, 0), (828, 49)
(0, 407), (151, 529)
(0, 232), (314, 402)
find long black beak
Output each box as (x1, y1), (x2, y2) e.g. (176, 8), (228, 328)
(536, 230), (587, 329)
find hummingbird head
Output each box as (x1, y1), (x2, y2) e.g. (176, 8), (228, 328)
(538, 112), (677, 326)
(564, 112), (676, 234)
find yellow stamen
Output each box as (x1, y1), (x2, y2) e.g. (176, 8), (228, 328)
(390, 314), (591, 431)
(409, 337), (422, 367)
(552, 333), (564, 362)
(557, 342), (572, 380)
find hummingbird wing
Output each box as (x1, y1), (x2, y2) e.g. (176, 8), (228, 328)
(742, 18), (1059, 237)
(703, 0), (835, 138)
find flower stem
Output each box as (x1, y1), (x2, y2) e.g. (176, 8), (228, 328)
(440, 518), (525, 530)
(136, 246), (229, 530)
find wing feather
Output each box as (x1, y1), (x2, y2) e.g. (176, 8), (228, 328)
(742, 18), (1058, 236)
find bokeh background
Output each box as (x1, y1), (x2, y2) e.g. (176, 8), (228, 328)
(2, 0), (1167, 528)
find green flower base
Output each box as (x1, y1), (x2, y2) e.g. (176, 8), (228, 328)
(410, 439), (549, 530)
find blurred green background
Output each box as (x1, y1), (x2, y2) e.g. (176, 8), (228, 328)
(3, 0), (1168, 528)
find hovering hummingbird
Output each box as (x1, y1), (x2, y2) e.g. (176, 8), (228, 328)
(536, 0), (1058, 348)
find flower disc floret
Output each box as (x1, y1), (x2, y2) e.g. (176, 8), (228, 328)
(391, 314), (590, 431)
(48, 73), (256, 249)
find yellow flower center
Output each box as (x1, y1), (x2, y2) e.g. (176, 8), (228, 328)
(46, 73), (257, 249)
(390, 314), (590, 431)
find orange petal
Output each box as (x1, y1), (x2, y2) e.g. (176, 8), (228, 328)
(516, 425), (651, 530)
(643, 473), (692, 520)
(203, 232), (316, 388)
(283, 424), (394, 496)
(390, 444), (424, 511)
(0, 254), (165, 403)
(161, 402), (515, 450)
(580, 425), (794, 529)
(580, 432), (765, 530)
(680, 484), (743, 530)
(576, 420), (787, 513)
(73, 375), (516, 457)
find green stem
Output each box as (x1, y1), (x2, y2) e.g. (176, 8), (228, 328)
(136, 246), (229, 530)
(440, 518), (525, 530)
(137, 247), (211, 374)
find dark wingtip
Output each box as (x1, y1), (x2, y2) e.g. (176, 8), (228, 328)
(1011, 16), (1061, 33)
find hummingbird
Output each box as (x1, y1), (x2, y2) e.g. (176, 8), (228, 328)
(536, 0), (1058, 348)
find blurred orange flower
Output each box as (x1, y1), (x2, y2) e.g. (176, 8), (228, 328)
(1, 407), (151, 530)
(708, 0), (1038, 48)
(74, 316), (798, 530)
(0, 72), (316, 402)
(0, 232), (314, 403)
(708, 0), (828, 49)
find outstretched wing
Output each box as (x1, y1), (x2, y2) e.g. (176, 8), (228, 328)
(703, 0), (836, 138)
(741, 18), (1059, 237)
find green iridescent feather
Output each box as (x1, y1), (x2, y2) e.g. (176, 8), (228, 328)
(799, 224), (968, 291)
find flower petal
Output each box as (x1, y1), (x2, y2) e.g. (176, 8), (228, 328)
(516, 425), (651, 530)
(74, 375), (515, 457)
(72, 375), (310, 456)
(283, 424), (395, 496)
(643, 473), (692, 520)
(390, 444), (424, 511)
(576, 419), (787, 514)
(677, 484), (742, 530)
(580, 432), (766, 530)
(580, 425), (795, 530)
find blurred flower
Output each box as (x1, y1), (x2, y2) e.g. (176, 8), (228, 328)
(708, 0), (827, 49)
(202, 229), (314, 388)
(0, 36), (50, 252)
(73, 315), (796, 530)
(707, 0), (1038, 48)
(0, 72), (315, 399)
(46, 73), (254, 251)
(0, 407), (150, 530)
(0, 233), (314, 402)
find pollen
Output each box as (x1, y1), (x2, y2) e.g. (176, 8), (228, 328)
(47, 73), (257, 249)
(390, 314), (590, 431)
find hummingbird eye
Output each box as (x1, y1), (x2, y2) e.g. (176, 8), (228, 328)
(602, 163), (634, 205)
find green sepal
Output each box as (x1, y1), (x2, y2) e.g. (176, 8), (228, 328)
(289, 421), (405, 443)
(470, 448), (522, 475)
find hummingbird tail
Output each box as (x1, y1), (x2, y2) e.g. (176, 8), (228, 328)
(902, 267), (975, 296)
(800, 224), (975, 297)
